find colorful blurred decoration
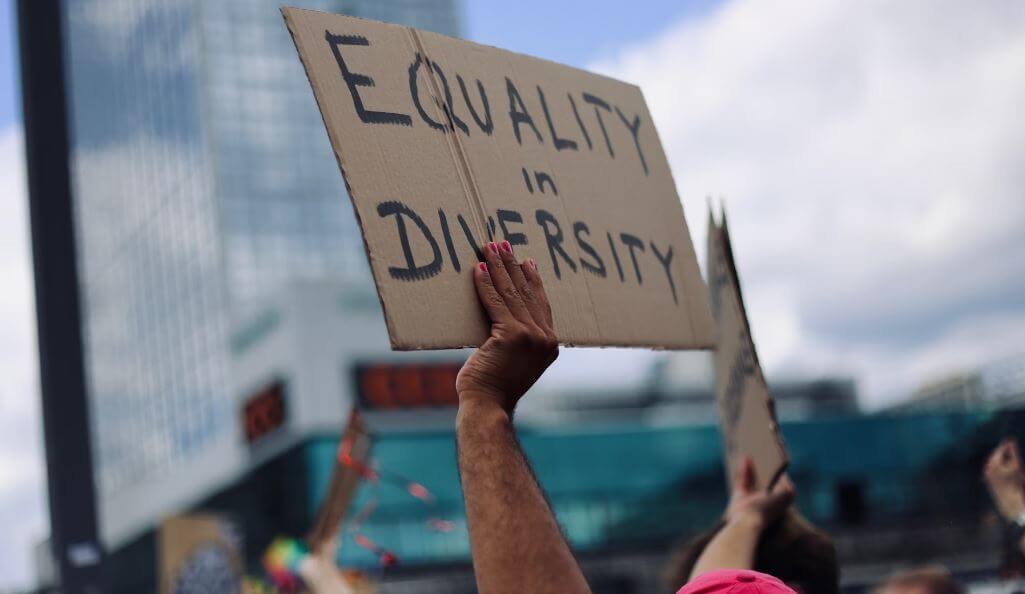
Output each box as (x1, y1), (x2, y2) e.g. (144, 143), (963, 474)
(262, 537), (308, 590)
(353, 533), (398, 568)
(258, 409), (456, 588)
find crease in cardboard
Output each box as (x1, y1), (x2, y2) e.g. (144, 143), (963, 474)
(405, 28), (490, 255)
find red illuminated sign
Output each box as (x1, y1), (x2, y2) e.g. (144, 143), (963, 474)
(242, 380), (287, 444)
(354, 362), (463, 410)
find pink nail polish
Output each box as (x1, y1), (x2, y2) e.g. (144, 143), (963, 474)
(501, 240), (512, 253)
(529, 258), (537, 270)
(488, 242), (498, 254)
(479, 262), (488, 273)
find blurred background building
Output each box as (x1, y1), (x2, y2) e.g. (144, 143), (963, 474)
(22, 0), (459, 592)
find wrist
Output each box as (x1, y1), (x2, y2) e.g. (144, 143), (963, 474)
(456, 395), (511, 429)
(727, 510), (766, 534)
(997, 490), (1025, 519)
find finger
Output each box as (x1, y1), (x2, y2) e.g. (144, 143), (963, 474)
(768, 478), (797, 511)
(497, 241), (545, 326)
(521, 257), (555, 330)
(988, 443), (1006, 469)
(474, 261), (514, 325)
(1010, 440), (1022, 465)
(735, 457), (756, 494)
(483, 242), (533, 324)
(774, 475), (796, 498)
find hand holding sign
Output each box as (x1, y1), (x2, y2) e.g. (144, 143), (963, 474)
(725, 458), (796, 530)
(456, 241), (558, 415)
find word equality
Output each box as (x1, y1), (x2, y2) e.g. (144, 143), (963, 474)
(377, 201), (681, 305)
(326, 32), (651, 176)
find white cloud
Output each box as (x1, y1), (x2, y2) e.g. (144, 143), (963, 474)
(0, 125), (48, 589)
(592, 0), (1025, 407)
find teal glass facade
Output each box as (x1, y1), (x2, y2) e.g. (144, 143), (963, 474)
(306, 409), (1024, 568)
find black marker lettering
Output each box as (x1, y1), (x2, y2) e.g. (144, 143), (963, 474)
(438, 208), (460, 273)
(408, 53), (445, 131)
(326, 32), (412, 126)
(582, 93), (614, 157)
(538, 87), (577, 151)
(377, 201), (441, 281)
(607, 231), (625, 282)
(615, 107), (647, 175)
(507, 78), (543, 145)
(535, 210), (577, 279)
(497, 209), (527, 246)
(619, 232), (645, 284)
(457, 75), (493, 135)
(430, 61), (469, 135)
(534, 171), (558, 195)
(487, 216), (496, 242)
(569, 93), (593, 150)
(574, 222), (606, 278)
(457, 214), (485, 262)
(710, 251), (729, 320)
(521, 168), (534, 193)
(650, 241), (677, 304)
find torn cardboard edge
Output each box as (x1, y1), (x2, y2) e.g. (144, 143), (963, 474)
(306, 409), (372, 548)
(282, 7), (715, 351)
(708, 205), (788, 491)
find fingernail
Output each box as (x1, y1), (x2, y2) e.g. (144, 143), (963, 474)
(479, 262), (488, 273)
(501, 240), (512, 253)
(488, 242), (498, 254)
(529, 258), (537, 270)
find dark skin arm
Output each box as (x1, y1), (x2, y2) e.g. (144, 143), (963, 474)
(456, 240), (592, 594)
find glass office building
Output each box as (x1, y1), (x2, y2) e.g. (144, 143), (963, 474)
(60, 0), (460, 547)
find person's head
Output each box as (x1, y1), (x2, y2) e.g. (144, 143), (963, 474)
(875, 566), (963, 594)
(677, 570), (797, 594)
(665, 511), (839, 594)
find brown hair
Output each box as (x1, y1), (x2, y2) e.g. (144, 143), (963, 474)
(664, 511), (839, 594)
(876, 566), (964, 594)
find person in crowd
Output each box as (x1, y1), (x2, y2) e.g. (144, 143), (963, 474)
(663, 460), (839, 594)
(984, 438), (1025, 576)
(874, 566), (964, 594)
(452, 240), (814, 594)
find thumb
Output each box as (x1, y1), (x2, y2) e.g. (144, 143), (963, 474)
(767, 476), (796, 512)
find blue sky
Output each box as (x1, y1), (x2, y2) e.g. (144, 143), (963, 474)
(0, 0), (725, 133)
(0, 0), (17, 129)
(466, 0), (721, 68)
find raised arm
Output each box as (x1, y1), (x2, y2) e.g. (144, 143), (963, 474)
(455, 241), (592, 594)
(984, 439), (1025, 556)
(689, 458), (795, 580)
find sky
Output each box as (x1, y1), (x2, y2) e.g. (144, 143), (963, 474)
(1, 0), (1024, 589)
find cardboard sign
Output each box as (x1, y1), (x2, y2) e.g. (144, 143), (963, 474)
(159, 514), (243, 594)
(707, 208), (787, 490)
(283, 8), (715, 350)
(306, 410), (372, 548)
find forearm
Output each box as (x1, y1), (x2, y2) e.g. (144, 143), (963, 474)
(456, 400), (591, 594)
(689, 515), (762, 580)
